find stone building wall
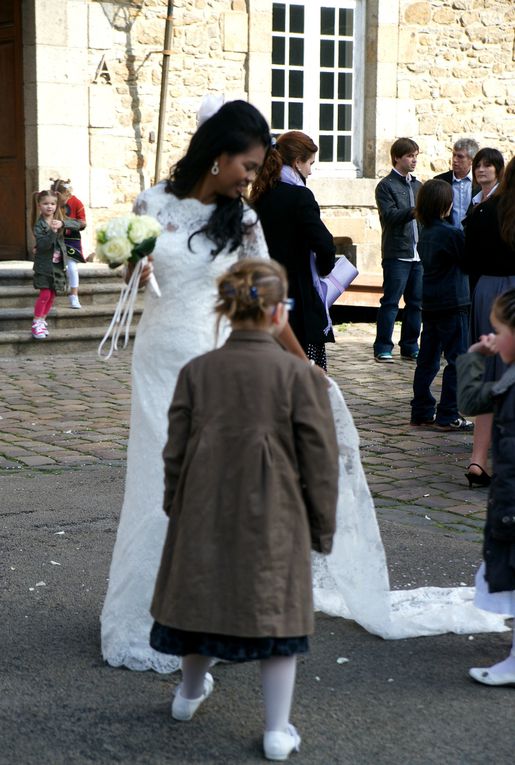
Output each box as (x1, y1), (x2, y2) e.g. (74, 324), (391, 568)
(23, 0), (515, 277)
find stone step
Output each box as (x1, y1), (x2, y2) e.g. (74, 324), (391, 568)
(0, 324), (137, 357)
(0, 282), (127, 308)
(0, 304), (142, 331)
(0, 260), (123, 286)
(0, 260), (141, 357)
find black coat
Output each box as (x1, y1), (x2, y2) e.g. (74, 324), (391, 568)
(375, 170), (421, 260)
(254, 182), (336, 346)
(417, 220), (469, 312)
(463, 196), (515, 279)
(457, 353), (515, 593)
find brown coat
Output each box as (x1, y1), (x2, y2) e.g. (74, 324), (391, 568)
(151, 330), (339, 638)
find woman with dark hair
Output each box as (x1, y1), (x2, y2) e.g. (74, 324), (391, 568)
(470, 147), (504, 208)
(463, 151), (514, 487)
(250, 131), (336, 370)
(100, 100), (310, 673)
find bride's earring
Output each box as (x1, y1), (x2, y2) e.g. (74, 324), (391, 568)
(211, 160), (220, 176)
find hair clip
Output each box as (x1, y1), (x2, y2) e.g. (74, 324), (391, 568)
(249, 286), (258, 299)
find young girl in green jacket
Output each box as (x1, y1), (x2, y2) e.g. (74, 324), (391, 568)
(31, 189), (80, 339)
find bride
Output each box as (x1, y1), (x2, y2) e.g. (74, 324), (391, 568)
(101, 99), (507, 674)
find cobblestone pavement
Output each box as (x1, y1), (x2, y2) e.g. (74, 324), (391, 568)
(0, 323), (487, 541)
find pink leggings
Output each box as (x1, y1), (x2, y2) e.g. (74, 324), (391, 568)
(34, 289), (56, 318)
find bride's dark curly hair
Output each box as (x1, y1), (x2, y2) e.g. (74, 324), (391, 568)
(166, 100), (271, 256)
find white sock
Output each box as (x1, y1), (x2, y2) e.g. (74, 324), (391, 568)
(180, 654), (212, 699)
(261, 655), (297, 733)
(486, 627), (515, 675)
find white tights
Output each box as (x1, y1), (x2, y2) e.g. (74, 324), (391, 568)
(486, 626), (515, 675)
(67, 259), (79, 290)
(180, 654), (297, 733)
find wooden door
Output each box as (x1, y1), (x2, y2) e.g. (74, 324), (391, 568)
(0, 0), (26, 260)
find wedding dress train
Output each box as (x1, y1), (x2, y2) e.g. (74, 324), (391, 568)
(312, 380), (508, 640)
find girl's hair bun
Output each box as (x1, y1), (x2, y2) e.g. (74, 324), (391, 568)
(215, 258), (288, 331)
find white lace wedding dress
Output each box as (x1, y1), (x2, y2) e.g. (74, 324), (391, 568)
(100, 184), (270, 672)
(101, 184), (507, 673)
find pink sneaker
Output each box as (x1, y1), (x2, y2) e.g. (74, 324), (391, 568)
(31, 320), (47, 339)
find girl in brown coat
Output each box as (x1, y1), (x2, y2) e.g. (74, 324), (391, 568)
(150, 258), (338, 761)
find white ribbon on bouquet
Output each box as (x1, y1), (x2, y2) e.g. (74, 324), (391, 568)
(97, 257), (161, 360)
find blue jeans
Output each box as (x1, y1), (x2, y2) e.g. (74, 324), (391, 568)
(373, 259), (422, 357)
(410, 309), (469, 425)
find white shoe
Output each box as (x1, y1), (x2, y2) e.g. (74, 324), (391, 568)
(263, 724), (301, 761)
(69, 294), (81, 309)
(31, 319), (47, 339)
(469, 667), (515, 686)
(171, 672), (214, 721)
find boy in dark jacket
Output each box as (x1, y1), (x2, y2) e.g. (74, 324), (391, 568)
(410, 179), (472, 431)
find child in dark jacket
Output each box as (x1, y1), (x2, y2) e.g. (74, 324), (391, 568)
(410, 179), (472, 431)
(31, 190), (81, 339)
(50, 178), (87, 309)
(457, 288), (515, 686)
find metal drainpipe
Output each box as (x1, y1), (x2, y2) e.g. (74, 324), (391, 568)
(154, 0), (174, 184)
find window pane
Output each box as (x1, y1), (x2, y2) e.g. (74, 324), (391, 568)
(273, 3), (286, 32)
(337, 135), (352, 162)
(338, 104), (352, 131)
(339, 8), (353, 36)
(288, 102), (303, 129)
(338, 41), (353, 69)
(289, 70), (303, 98)
(272, 36), (285, 65)
(320, 40), (334, 68)
(319, 104), (334, 131)
(320, 72), (334, 99)
(320, 7), (335, 35)
(289, 5), (304, 34)
(319, 135), (333, 162)
(271, 101), (285, 130)
(272, 69), (285, 97)
(289, 37), (304, 66)
(338, 72), (353, 99)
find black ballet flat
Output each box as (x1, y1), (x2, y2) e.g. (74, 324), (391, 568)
(465, 463), (491, 488)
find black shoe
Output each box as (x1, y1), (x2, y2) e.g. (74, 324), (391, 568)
(401, 351), (419, 361)
(432, 417), (474, 432)
(410, 415), (436, 427)
(465, 463), (491, 488)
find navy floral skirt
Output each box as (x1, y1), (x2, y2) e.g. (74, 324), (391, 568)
(150, 622), (309, 663)
(306, 342), (327, 371)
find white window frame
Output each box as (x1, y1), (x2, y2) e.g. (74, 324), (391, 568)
(271, 0), (365, 178)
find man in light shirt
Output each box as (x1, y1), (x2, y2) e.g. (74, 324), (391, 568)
(434, 139), (480, 229)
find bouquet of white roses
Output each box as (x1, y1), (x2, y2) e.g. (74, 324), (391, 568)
(96, 213), (161, 275)
(96, 213), (162, 359)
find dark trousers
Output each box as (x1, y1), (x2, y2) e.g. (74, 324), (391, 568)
(373, 259), (422, 356)
(410, 309), (469, 425)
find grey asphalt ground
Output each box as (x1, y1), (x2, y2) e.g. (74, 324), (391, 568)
(1, 325), (513, 764)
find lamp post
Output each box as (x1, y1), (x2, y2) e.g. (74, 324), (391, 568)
(154, 0), (174, 183)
